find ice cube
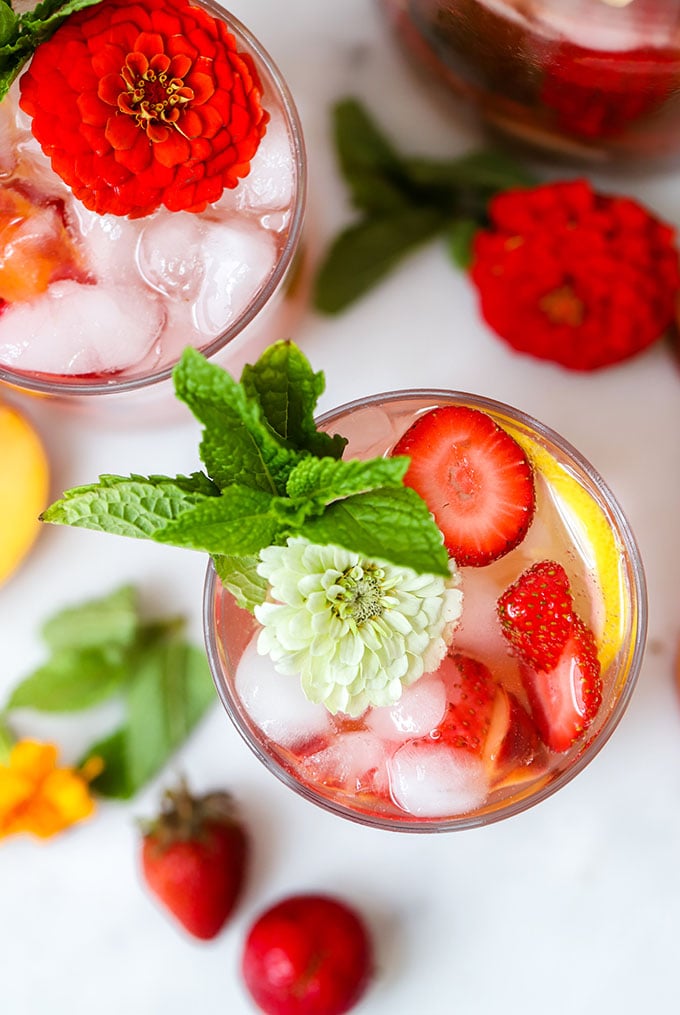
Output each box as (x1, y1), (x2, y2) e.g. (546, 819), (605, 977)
(387, 740), (489, 817)
(217, 109), (295, 213)
(452, 566), (522, 690)
(365, 672), (447, 742)
(193, 219), (277, 336)
(135, 212), (206, 300)
(300, 731), (390, 795)
(235, 635), (333, 749)
(69, 202), (143, 285)
(0, 280), (165, 375)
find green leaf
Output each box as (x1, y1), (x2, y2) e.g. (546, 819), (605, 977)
(403, 150), (537, 194)
(80, 729), (134, 800)
(152, 485), (292, 555)
(332, 98), (413, 214)
(241, 340), (347, 460)
(123, 638), (215, 794)
(0, 3), (18, 46)
(41, 473), (215, 539)
(286, 455), (409, 508)
(212, 553), (268, 612)
(0, 0), (103, 100)
(302, 487), (450, 576)
(447, 216), (479, 270)
(6, 645), (129, 712)
(0, 714), (14, 763)
(40, 583), (138, 654)
(313, 207), (444, 314)
(172, 346), (301, 495)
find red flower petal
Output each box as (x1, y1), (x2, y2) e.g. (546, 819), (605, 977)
(19, 0), (269, 217)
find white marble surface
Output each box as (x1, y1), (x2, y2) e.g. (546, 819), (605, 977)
(3, 2), (680, 1013)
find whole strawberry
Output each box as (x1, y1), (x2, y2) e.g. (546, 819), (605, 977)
(241, 893), (374, 1015)
(140, 780), (248, 941)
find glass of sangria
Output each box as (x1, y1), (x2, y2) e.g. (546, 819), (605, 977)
(379, 0), (680, 165)
(0, 0), (306, 418)
(204, 388), (647, 832)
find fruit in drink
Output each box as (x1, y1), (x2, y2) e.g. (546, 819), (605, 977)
(392, 404), (535, 566)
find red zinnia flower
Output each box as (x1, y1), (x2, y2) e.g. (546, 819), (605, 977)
(19, 0), (269, 218)
(541, 43), (679, 140)
(469, 179), (680, 371)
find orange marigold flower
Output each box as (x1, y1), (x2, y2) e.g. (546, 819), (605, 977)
(0, 739), (101, 840)
(18, 0), (269, 218)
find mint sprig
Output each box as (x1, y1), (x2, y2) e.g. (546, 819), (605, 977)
(313, 97), (537, 313)
(42, 341), (451, 607)
(0, 0), (103, 100)
(4, 584), (215, 799)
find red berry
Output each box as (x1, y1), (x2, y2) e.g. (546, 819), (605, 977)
(519, 616), (603, 753)
(241, 894), (374, 1015)
(497, 560), (574, 670)
(435, 653), (498, 754)
(392, 405), (535, 566)
(140, 781), (248, 941)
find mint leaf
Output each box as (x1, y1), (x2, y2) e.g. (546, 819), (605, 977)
(212, 553), (268, 611)
(315, 98), (538, 314)
(41, 583), (138, 653)
(0, 4), (18, 47)
(332, 98), (413, 214)
(153, 485), (294, 555)
(314, 207), (443, 314)
(173, 346), (301, 494)
(0, 0), (103, 100)
(123, 638), (215, 796)
(0, 715), (14, 763)
(41, 473), (215, 538)
(6, 645), (129, 712)
(241, 340), (346, 460)
(403, 151), (536, 194)
(80, 729), (133, 800)
(83, 637), (214, 800)
(286, 455), (409, 508)
(447, 217), (479, 270)
(302, 487), (450, 576)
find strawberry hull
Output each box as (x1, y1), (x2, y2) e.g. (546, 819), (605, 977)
(204, 389), (646, 832)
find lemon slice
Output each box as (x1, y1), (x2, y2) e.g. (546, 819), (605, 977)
(0, 402), (49, 586)
(508, 426), (626, 673)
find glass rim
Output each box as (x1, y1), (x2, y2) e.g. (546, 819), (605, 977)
(203, 387), (648, 833)
(0, 0), (307, 398)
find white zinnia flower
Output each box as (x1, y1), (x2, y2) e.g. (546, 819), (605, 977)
(254, 537), (463, 718)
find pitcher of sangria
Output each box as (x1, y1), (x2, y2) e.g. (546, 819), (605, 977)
(380, 0), (680, 164)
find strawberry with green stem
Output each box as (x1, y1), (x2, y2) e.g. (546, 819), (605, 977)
(140, 779), (248, 941)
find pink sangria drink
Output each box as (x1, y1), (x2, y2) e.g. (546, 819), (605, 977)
(0, 0), (305, 403)
(380, 0), (680, 164)
(42, 342), (645, 832)
(205, 388), (646, 831)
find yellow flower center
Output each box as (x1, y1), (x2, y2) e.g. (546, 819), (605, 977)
(118, 52), (193, 140)
(331, 564), (386, 625)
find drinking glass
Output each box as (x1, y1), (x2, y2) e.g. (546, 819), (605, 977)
(379, 0), (680, 165)
(204, 389), (647, 832)
(0, 0), (306, 421)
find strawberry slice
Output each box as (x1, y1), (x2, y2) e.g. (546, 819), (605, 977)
(519, 616), (603, 753)
(436, 652), (545, 785)
(497, 560), (574, 670)
(392, 405), (535, 566)
(435, 652), (498, 754)
(484, 685), (546, 787)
